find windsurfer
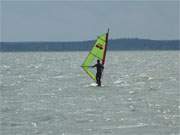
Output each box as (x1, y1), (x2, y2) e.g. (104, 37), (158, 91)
(92, 60), (104, 86)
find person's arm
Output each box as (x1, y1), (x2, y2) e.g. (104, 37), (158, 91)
(101, 65), (104, 71)
(90, 64), (97, 68)
(87, 64), (95, 68)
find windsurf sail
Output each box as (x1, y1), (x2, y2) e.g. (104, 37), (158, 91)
(81, 29), (109, 81)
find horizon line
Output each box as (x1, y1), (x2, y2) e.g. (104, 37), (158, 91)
(1, 37), (180, 43)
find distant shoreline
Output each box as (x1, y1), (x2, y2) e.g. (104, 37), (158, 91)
(1, 38), (179, 52)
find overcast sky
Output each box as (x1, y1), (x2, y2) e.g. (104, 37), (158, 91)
(1, 0), (179, 41)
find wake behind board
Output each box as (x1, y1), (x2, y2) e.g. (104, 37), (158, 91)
(85, 83), (105, 87)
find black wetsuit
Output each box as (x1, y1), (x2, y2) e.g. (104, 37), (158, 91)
(93, 63), (104, 86)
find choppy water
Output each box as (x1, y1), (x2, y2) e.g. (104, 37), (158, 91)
(0, 51), (179, 135)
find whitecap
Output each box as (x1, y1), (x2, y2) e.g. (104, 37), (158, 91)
(114, 80), (123, 84)
(105, 118), (111, 121)
(58, 88), (62, 91)
(117, 123), (148, 129)
(31, 122), (37, 128)
(129, 91), (135, 94)
(129, 105), (136, 111)
(3, 65), (10, 69)
(53, 75), (64, 79)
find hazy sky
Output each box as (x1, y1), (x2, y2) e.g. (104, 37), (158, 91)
(1, 0), (179, 41)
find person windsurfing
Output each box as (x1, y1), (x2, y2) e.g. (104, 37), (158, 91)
(91, 60), (104, 86)
(81, 29), (109, 86)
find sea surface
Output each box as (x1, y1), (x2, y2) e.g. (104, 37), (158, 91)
(0, 51), (179, 135)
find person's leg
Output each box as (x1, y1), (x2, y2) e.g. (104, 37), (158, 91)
(99, 75), (101, 86)
(96, 75), (98, 84)
(97, 76), (101, 86)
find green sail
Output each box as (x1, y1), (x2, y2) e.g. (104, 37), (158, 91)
(81, 34), (107, 81)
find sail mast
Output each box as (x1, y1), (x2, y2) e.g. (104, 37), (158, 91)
(102, 28), (109, 65)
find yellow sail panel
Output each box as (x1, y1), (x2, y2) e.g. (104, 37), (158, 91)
(81, 33), (107, 81)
